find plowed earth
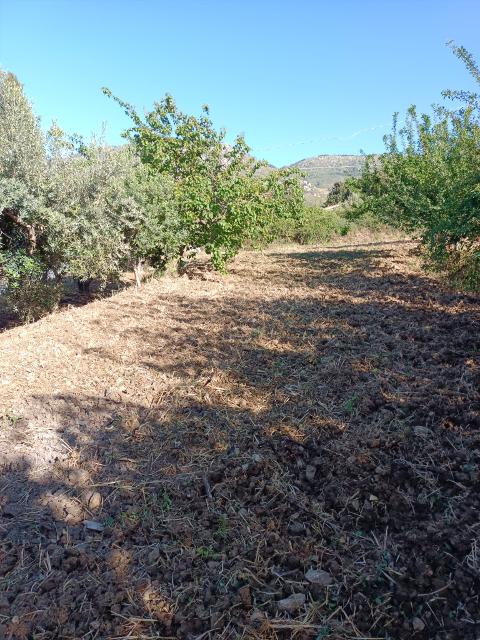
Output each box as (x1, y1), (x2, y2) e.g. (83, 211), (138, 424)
(0, 240), (479, 640)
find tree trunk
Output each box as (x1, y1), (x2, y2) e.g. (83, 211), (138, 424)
(1, 208), (36, 254)
(176, 246), (187, 275)
(77, 279), (93, 294)
(134, 259), (144, 288)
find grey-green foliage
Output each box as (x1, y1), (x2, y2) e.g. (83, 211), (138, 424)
(0, 70), (46, 191)
(115, 165), (183, 275)
(0, 73), (146, 317)
(269, 205), (352, 244)
(1, 68), (304, 322)
(44, 130), (132, 282)
(0, 71), (185, 312)
(0, 70), (47, 259)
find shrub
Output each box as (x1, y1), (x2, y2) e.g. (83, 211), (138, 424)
(324, 181), (352, 207)
(270, 206), (351, 244)
(1, 252), (62, 322)
(351, 43), (480, 289)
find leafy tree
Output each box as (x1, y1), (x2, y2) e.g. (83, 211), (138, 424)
(103, 90), (303, 270)
(324, 181), (352, 207)
(44, 133), (133, 286)
(0, 70), (46, 255)
(1, 75), (140, 312)
(442, 41), (480, 114)
(114, 166), (181, 285)
(352, 43), (480, 289)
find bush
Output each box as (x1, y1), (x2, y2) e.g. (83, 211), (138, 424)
(324, 181), (352, 207)
(351, 43), (480, 289)
(1, 252), (62, 322)
(270, 206), (351, 244)
(104, 90), (304, 271)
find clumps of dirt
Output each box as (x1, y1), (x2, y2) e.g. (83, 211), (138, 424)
(0, 239), (479, 639)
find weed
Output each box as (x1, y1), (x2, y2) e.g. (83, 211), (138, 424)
(196, 546), (217, 560)
(344, 395), (358, 414)
(1, 411), (23, 428)
(216, 514), (228, 538)
(103, 515), (115, 528)
(161, 490), (172, 512)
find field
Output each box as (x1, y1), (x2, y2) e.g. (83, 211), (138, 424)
(0, 238), (479, 639)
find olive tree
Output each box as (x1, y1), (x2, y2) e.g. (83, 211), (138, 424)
(0, 70), (46, 255)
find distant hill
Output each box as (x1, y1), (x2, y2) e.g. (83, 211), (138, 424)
(255, 154), (367, 205)
(287, 154), (365, 190)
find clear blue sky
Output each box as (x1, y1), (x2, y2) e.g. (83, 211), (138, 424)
(0, 0), (479, 166)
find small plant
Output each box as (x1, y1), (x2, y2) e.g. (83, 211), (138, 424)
(316, 626), (332, 639)
(216, 514), (228, 538)
(118, 510), (140, 526)
(1, 411), (23, 428)
(196, 546), (217, 559)
(161, 490), (172, 512)
(103, 515), (115, 528)
(344, 395), (358, 415)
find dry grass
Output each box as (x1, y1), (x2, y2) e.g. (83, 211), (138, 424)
(0, 238), (479, 640)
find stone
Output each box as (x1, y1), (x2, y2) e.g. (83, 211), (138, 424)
(238, 585), (252, 607)
(249, 610), (266, 628)
(305, 465), (316, 482)
(84, 520), (104, 532)
(305, 568), (333, 586)
(277, 593), (306, 613)
(81, 490), (102, 511)
(412, 617), (425, 631)
(148, 546), (161, 564)
(288, 522), (304, 535)
(67, 469), (90, 486)
(44, 494), (84, 524)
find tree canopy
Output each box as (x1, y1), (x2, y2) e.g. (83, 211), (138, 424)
(0, 72), (304, 321)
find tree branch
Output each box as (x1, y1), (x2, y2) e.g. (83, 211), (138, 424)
(1, 208), (37, 254)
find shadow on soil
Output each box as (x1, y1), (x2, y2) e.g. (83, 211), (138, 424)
(1, 247), (479, 639)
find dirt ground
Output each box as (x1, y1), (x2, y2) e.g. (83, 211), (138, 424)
(0, 239), (479, 640)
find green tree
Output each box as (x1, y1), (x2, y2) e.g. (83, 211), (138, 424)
(324, 181), (352, 207)
(0, 70), (46, 255)
(114, 166), (181, 286)
(104, 90), (303, 270)
(352, 43), (480, 289)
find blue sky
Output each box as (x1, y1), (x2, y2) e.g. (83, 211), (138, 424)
(0, 0), (479, 166)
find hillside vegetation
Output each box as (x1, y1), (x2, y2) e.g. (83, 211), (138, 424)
(289, 154), (365, 189)
(0, 73), (304, 322)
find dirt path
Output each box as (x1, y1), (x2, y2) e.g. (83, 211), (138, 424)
(0, 241), (479, 639)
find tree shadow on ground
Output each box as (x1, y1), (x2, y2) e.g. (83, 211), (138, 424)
(0, 246), (479, 639)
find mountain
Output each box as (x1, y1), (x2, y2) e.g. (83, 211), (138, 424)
(288, 154), (365, 188)
(257, 153), (366, 204)
(283, 154), (365, 204)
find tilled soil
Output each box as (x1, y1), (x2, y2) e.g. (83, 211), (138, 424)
(0, 240), (479, 640)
